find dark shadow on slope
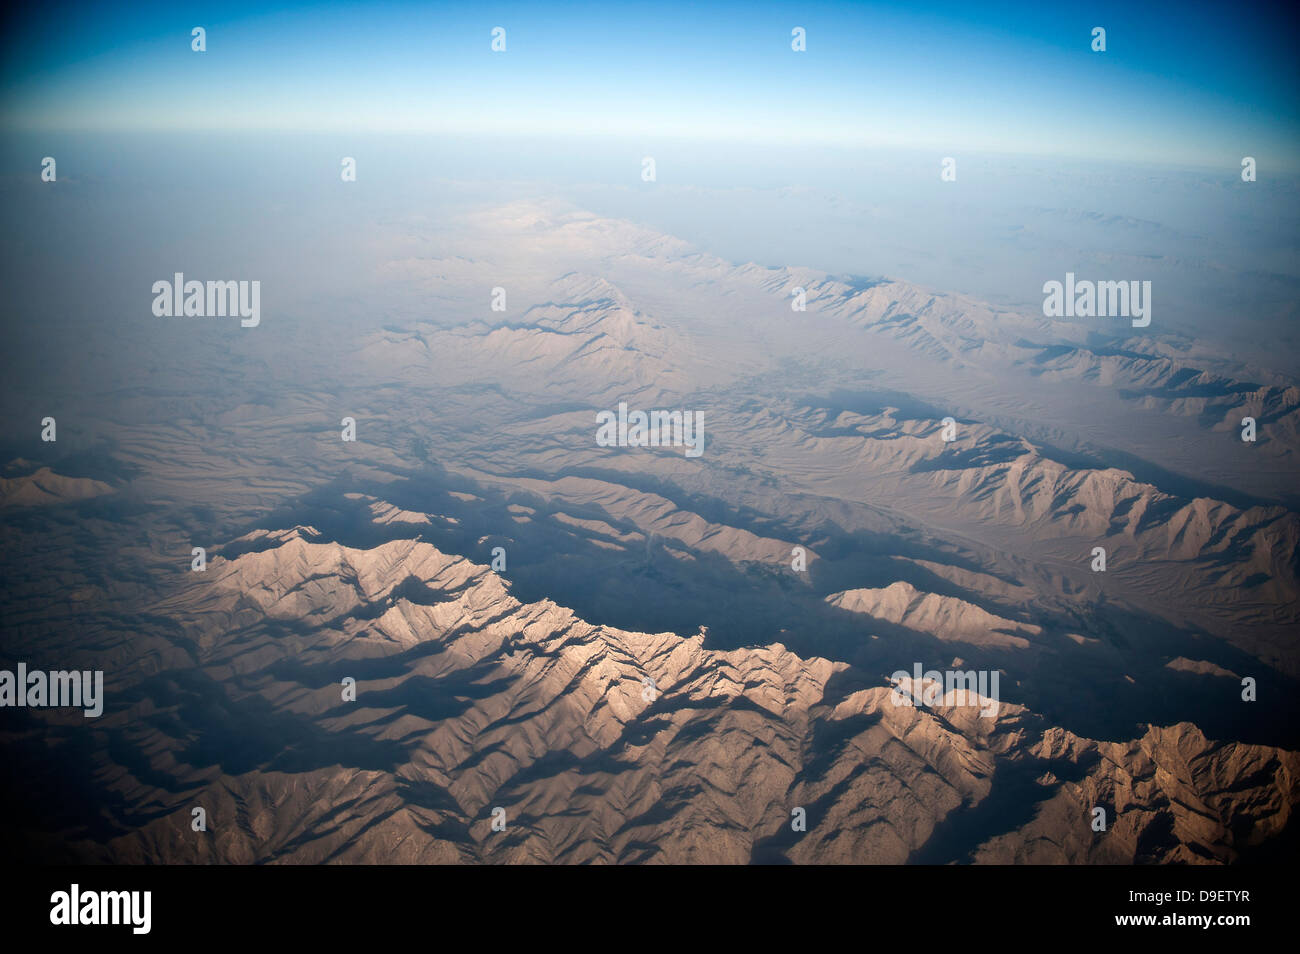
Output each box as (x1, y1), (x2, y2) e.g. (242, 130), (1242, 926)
(906, 752), (1099, 864)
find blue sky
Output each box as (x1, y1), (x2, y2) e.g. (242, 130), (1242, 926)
(2, 0), (1298, 167)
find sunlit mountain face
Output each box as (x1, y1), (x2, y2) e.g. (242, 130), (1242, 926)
(2, 1), (1299, 866)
